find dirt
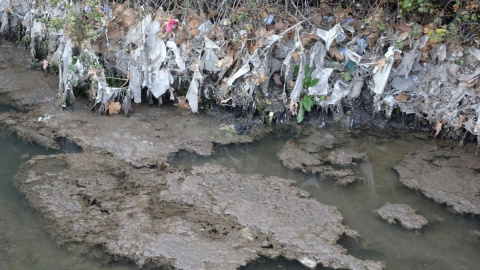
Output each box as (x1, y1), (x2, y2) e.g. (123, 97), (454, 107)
(0, 40), (272, 167)
(2, 34), (480, 269)
(394, 142), (480, 215)
(277, 128), (366, 185)
(376, 203), (428, 230)
(0, 40), (387, 269)
(14, 153), (383, 270)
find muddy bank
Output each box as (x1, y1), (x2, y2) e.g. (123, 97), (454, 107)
(394, 143), (480, 215)
(15, 153), (383, 270)
(0, 41), (274, 167)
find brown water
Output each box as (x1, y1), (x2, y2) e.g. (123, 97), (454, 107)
(1, 117), (479, 269)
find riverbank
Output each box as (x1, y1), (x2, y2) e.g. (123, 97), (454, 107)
(2, 36), (480, 269)
(1, 0), (479, 148)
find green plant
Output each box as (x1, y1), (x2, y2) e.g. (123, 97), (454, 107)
(231, 12), (248, 23)
(412, 25), (423, 36)
(48, 17), (66, 32)
(297, 95), (314, 124)
(378, 22), (386, 31)
(399, 0), (434, 13)
(293, 65), (319, 89)
(64, 0), (104, 46)
(340, 72), (351, 81)
(294, 65), (319, 123)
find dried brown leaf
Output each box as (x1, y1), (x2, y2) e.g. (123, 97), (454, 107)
(300, 33), (319, 46)
(377, 57), (386, 73)
(107, 29), (122, 39)
(175, 28), (189, 45)
(398, 32), (410, 41)
(434, 122), (442, 137)
(273, 74), (283, 85)
(463, 76), (479, 88)
(366, 33), (379, 47)
(290, 99), (297, 115)
(175, 96), (190, 110)
(259, 73), (269, 83)
(121, 8), (135, 28)
(107, 102), (121, 115)
(274, 21), (287, 31)
(395, 92), (408, 102)
(329, 47), (344, 61)
(215, 54), (234, 70)
(397, 22), (413, 35)
(421, 47), (429, 62)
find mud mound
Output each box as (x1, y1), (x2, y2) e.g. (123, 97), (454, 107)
(394, 142), (480, 215)
(15, 153), (383, 270)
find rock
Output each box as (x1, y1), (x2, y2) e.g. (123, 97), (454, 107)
(15, 153), (384, 270)
(394, 143), (480, 215)
(376, 203), (428, 230)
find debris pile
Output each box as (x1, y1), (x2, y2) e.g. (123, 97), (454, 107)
(1, 0), (479, 144)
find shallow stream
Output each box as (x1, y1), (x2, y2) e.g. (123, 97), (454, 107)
(1, 105), (479, 269)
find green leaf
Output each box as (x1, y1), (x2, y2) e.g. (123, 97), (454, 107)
(308, 78), (319, 87)
(319, 95), (327, 100)
(293, 65), (300, 77)
(303, 79), (310, 89)
(303, 97), (313, 112)
(304, 65), (311, 81)
(297, 102), (305, 123)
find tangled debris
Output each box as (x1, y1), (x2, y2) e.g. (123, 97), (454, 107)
(1, 0), (480, 147)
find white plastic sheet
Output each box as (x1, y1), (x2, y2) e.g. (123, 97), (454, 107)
(308, 68), (333, 96)
(227, 63), (250, 86)
(166, 40), (186, 70)
(186, 71), (202, 113)
(373, 46), (396, 95)
(316, 24), (343, 51)
(151, 70), (173, 98)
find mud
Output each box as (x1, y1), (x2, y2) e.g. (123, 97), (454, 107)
(0, 41), (271, 167)
(394, 142), (480, 215)
(376, 203), (428, 230)
(14, 153), (383, 270)
(277, 128), (366, 185)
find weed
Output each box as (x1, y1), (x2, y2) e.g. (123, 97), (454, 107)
(294, 65), (319, 123)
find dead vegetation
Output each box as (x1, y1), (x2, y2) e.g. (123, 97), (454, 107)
(1, 0), (480, 148)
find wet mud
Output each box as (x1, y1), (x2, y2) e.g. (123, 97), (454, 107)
(277, 128), (367, 185)
(394, 142), (480, 215)
(2, 38), (480, 270)
(376, 203), (428, 230)
(15, 153), (383, 270)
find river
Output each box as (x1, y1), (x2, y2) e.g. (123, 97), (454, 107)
(1, 103), (479, 269)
